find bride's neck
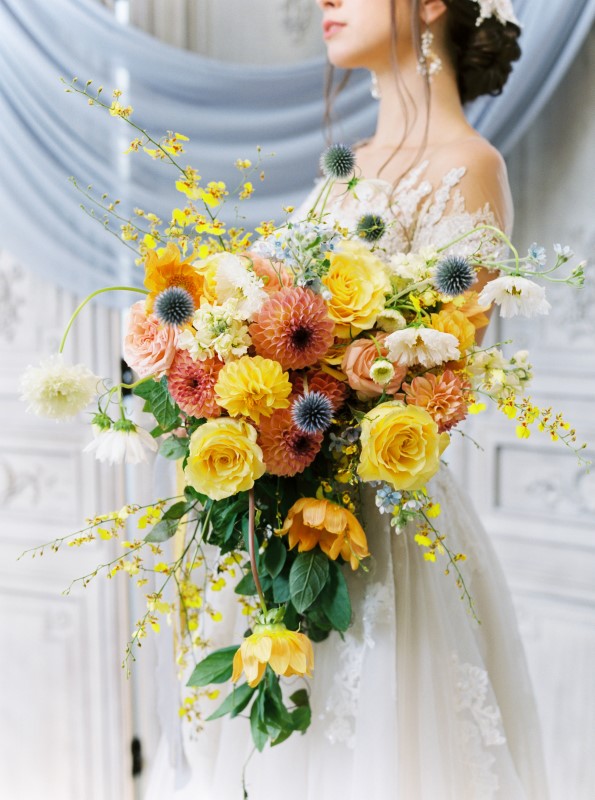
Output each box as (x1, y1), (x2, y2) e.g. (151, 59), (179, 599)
(371, 60), (472, 151)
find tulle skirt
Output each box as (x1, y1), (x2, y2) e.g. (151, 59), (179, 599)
(144, 467), (549, 800)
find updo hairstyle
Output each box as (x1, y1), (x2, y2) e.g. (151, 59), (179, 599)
(442, 0), (522, 103)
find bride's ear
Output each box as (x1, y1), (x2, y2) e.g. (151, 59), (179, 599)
(419, 0), (448, 25)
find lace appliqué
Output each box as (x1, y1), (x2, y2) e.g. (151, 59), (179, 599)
(321, 579), (394, 748)
(452, 654), (507, 799)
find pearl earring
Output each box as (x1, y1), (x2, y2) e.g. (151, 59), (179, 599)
(417, 27), (443, 80)
(370, 71), (380, 100)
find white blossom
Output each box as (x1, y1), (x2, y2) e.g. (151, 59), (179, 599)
(385, 328), (460, 368)
(211, 252), (268, 319)
(473, 0), (520, 27)
(478, 276), (551, 318)
(376, 308), (407, 333)
(20, 354), (99, 420)
(178, 298), (251, 362)
(84, 421), (158, 465)
(388, 247), (437, 283)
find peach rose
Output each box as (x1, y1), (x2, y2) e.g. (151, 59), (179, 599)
(123, 300), (178, 378)
(341, 334), (407, 399)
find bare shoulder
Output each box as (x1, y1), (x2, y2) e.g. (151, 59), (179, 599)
(431, 135), (508, 183)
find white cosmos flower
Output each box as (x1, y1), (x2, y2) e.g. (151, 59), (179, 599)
(20, 354), (99, 420)
(385, 328), (460, 368)
(213, 252), (268, 319)
(84, 419), (158, 465)
(376, 308), (407, 333)
(478, 276), (551, 318)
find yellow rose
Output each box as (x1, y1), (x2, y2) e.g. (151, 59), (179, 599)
(214, 355), (292, 423)
(323, 241), (391, 338)
(358, 402), (450, 490)
(184, 418), (265, 500)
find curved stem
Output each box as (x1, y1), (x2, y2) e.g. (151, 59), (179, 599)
(59, 286), (149, 354)
(436, 224), (520, 272)
(248, 489), (267, 615)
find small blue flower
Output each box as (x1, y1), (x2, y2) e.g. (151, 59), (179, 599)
(291, 392), (334, 434)
(154, 286), (195, 327)
(433, 256), (475, 297)
(527, 243), (547, 267)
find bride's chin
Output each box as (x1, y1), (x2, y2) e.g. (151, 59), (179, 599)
(324, 46), (370, 72)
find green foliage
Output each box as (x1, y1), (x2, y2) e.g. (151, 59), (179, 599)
(186, 645), (239, 687)
(158, 435), (189, 460)
(134, 376), (181, 431)
(248, 670), (312, 751)
(209, 494), (248, 551)
(144, 518), (179, 543)
(263, 536), (286, 579)
(206, 683), (255, 721)
(317, 561), (352, 632)
(289, 551), (330, 613)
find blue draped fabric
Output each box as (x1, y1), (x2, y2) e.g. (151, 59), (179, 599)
(0, 0), (593, 301)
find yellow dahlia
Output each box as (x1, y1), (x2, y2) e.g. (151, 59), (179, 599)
(214, 355), (292, 423)
(144, 242), (204, 310)
(232, 623), (314, 687)
(249, 286), (335, 370)
(277, 498), (369, 570)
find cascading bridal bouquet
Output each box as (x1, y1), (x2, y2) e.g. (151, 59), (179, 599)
(19, 80), (588, 750)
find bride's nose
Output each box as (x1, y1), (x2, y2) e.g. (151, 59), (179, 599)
(317, 0), (343, 10)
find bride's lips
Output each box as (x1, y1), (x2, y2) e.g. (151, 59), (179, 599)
(323, 20), (346, 40)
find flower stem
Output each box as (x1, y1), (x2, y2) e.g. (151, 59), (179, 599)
(248, 489), (267, 615)
(59, 286), (150, 354)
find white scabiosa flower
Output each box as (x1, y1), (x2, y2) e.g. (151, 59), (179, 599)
(478, 276), (551, 318)
(385, 328), (460, 368)
(84, 417), (158, 465)
(20, 354), (99, 420)
(376, 308), (407, 333)
(369, 359), (396, 387)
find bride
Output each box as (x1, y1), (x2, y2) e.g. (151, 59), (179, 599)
(145, 1), (550, 798)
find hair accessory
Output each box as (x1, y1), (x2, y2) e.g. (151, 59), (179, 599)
(417, 27), (443, 81)
(370, 71), (380, 100)
(472, 0), (521, 27)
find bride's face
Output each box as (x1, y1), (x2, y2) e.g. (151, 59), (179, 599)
(316, 0), (416, 72)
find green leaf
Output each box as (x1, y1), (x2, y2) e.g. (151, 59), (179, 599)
(289, 689), (309, 708)
(186, 645), (239, 687)
(272, 572), (290, 603)
(291, 705), (311, 732)
(144, 518), (178, 543)
(250, 689), (268, 752)
(234, 571), (257, 596)
(264, 537), (287, 579)
(318, 561), (352, 632)
(289, 551), (330, 613)
(134, 376), (180, 430)
(159, 435), (189, 460)
(206, 683), (255, 721)
(184, 486), (209, 505)
(162, 501), (192, 521)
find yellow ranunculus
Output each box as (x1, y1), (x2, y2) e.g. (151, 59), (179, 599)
(214, 355), (292, 423)
(430, 308), (476, 354)
(358, 402), (450, 491)
(322, 241), (391, 338)
(184, 418), (265, 500)
(232, 623), (314, 687)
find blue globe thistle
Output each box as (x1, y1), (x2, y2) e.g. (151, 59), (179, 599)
(291, 391), (333, 435)
(320, 143), (356, 179)
(356, 214), (386, 243)
(154, 286), (195, 326)
(433, 256), (475, 297)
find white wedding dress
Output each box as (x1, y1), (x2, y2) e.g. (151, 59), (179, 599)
(144, 151), (550, 800)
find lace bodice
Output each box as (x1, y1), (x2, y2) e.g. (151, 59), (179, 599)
(298, 158), (511, 264)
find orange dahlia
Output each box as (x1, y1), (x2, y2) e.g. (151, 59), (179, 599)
(290, 369), (348, 411)
(249, 287), (335, 370)
(167, 349), (223, 419)
(277, 497), (369, 570)
(144, 242), (204, 310)
(442, 290), (491, 331)
(403, 369), (470, 432)
(258, 408), (323, 476)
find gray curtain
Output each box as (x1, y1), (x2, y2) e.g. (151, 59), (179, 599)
(0, 0), (593, 301)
